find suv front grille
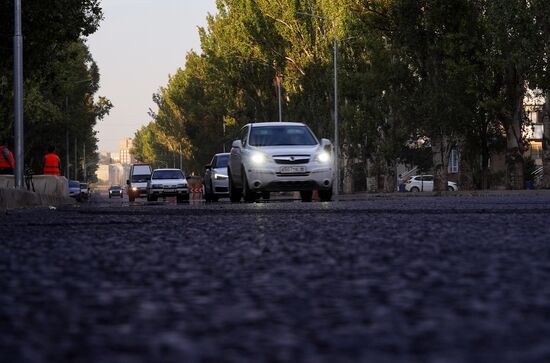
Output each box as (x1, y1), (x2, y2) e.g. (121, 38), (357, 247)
(273, 155), (310, 164)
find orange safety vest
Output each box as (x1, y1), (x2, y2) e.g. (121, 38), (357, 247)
(43, 153), (61, 176)
(0, 146), (14, 169)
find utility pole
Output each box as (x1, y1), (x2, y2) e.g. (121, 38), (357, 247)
(65, 97), (70, 179)
(13, 0), (24, 188)
(276, 75), (283, 122)
(333, 25), (339, 196)
(179, 146), (182, 170)
(83, 143), (86, 183)
(74, 137), (77, 180)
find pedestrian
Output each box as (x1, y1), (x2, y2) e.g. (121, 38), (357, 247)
(43, 145), (61, 176)
(397, 174), (405, 192)
(0, 141), (15, 175)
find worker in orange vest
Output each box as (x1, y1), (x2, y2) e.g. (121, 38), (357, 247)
(0, 141), (15, 175)
(43, 145), (61, 176)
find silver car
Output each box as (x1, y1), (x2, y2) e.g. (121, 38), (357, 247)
(228, 122), (334, 203)
(203, 153), (229, 202)
(146, 168), (189, 203)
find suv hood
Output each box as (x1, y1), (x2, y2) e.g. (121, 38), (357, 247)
(253, 145), (321, 156)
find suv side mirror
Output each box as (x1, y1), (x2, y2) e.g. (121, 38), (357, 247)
(232, 140), (242, 149)
(321, 138), (332, 152)
(126, 179), (130, 185)
(205, 164), (212, 170)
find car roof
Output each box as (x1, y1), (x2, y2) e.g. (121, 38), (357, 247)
(249, 122), (306, 127)
(152, 168), (183, 172)
(215, 153), (230, 157)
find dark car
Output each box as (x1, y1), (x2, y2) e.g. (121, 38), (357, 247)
(108, 185), (123, 198)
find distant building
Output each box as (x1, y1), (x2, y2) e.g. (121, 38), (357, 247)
(119, 138), (135, 165)
(96, 164), (110, 183)
(110, 152), (120, 164)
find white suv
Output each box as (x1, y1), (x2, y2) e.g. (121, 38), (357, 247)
(228, 122), (334, 202)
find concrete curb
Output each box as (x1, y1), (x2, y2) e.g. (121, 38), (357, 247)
(334, 189), (550, 201)
(0, 188), (74, 213)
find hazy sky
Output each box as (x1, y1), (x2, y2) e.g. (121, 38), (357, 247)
(87, 0), (218, 152)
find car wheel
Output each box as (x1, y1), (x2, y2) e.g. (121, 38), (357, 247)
(242, 170), (256, 203)
(410, 187), (420, 192)
(300, 191), (313, 202)
(211, 194), (219, 202)
(319, 189), (333, 202)
(147, 194), (157, 202)
(262, 191), (270, 200)
(228, 167), (242, 203)
(129, 193), (135, 202)
(109, 195), (111, 199)
(177, 195), (187, 203)
(447, 186), (454, 191)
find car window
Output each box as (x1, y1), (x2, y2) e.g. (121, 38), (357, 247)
(69, 181), (80, 188)
(249, 126), (317, 146)
(216, 155), (229, 168)
(152, 170), (184, 180)
(210, 156), (217, 167)
(423, 176), (434, 181)
(131, 174), (150, 183)
(240, 126), (249, 146)
(111, 186), (121, 190)
(132, 165), (151, 175)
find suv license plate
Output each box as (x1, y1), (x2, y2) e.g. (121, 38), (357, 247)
(280, 166), (306, 173)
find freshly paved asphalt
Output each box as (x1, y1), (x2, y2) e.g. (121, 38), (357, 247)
(1, 192), (550, 363)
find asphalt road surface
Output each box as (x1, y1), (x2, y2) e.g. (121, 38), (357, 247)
(1, 191), (550, 363)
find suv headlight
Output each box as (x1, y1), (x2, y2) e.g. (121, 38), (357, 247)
(251, 152), (266, 165)
(316, 151), (331, 163)
(215, 173), (228, 180)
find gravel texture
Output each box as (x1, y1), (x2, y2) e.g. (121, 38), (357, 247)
(1, 194), (550, 362)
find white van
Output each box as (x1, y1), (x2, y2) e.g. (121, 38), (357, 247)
(127, 163), (152, 202)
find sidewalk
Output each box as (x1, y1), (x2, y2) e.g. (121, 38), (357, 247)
(334, 189), (550, 201)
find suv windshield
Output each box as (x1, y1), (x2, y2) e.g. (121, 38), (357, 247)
(69, 181), (80, 188)
(216, 155), (229, 168)
(152, 170), (184, 180)
(249, 126), (317, 146)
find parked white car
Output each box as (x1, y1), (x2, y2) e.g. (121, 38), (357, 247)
(404, 175), (458, 192)
(146, 168), (189, 203)
(228, 122), (334, 202)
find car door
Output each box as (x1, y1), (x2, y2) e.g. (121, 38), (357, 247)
(422, 175), (434, 191)
(230, 126), (248, 185)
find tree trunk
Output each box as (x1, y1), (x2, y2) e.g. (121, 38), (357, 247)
(505, 95), (525, 190)
(384, 159), (397, 193)
(458, 140), (475, 190)
(431, 134), (451, 192)
(341, 142), (354, 194)
(542, 93), (550, 189)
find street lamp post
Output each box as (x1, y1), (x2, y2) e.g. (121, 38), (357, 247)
(296, 12), (339, 195)
(13, 0), (24, 188)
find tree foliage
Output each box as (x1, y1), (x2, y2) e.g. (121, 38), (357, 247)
(0, 0), (109, 180)
(134, 0), (550, 190)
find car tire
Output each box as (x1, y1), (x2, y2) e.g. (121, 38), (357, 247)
(242, 170), (256, 203)
(300, 191), (313, 202)
(129, 193), (135, 202)
(177, 195), (187, 203)
(109, 195), (111, 199)
(147, 194), (157, 202)
(262, 191), (270, 200)
(319, 189), (333, 202)
(447, 186), (454, 191)
(410, 187), (420, 192)
(228, 168), (242, 203)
